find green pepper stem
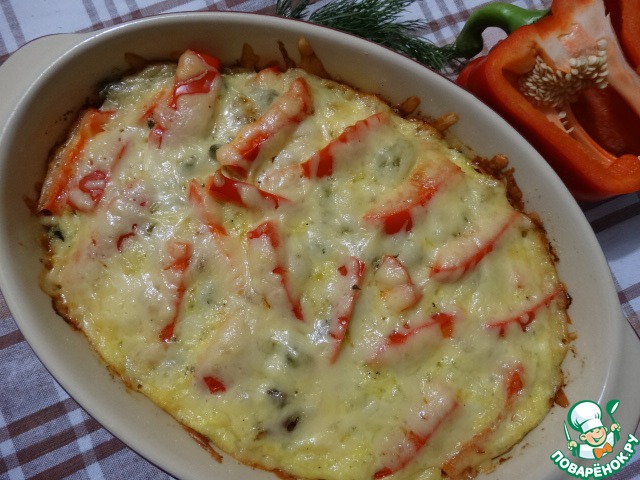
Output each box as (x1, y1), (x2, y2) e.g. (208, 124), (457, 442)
(454, 2), (549, 59)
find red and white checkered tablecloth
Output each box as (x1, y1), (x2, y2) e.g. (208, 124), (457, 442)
(1, 1), (638, 479)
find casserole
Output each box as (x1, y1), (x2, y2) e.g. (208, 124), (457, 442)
(0, 12), (638, 480)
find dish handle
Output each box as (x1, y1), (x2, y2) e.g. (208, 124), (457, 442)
(0, 33), (85, 129)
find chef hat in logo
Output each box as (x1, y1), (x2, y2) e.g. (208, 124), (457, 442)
(569, 400), (604, 434)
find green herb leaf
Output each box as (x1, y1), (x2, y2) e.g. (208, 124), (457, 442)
(275, 0), (312, 19)
(275, 0), (460, 71)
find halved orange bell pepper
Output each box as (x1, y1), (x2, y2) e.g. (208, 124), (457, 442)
(457, 0), (640, 201)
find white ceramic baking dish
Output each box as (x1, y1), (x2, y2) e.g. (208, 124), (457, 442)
(0, 12), (638, 480)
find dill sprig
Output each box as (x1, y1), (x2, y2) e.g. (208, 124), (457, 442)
(275, 0), (311, 20)
(275, 0), (459, 71)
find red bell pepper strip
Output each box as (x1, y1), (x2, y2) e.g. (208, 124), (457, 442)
(187, 179), (227, 237)
(505, 365), (525, 405)
(206, 169), (290, 210)
(202, 375), (227, 395)
(247, 221), (304, 322)
(485, 287), (563, 338)
(216, 77), (313, 178)
(457, 0), (640, 201)
(328, 256), (366, 363)
(363, 162), (461, 235)
(188, 179), (249, 279)
(38, 108), (114, 214)
(370, 312), (455, 364)
(116, 223), (137, 252)
(65, 142), (130, 213)
(300, 112), (390, 178)
(429, 210), (520, 283)
(374, 255), (422, 312)
(441, 364), (524, 477)
(170, 50), (221, 109)
(77, 170), (107, 203)
(159, 240), (193, 343)
(148, 124), (166, 149)
(387, 312), (455, 346)
(254, 66), (283, 79)
(147, 50), (221, 148)
(373, 390), (459, 479)
(139, 89), (168, 124)
(139, 90), (170, 148)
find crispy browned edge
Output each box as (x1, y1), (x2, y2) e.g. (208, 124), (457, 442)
(34, 39), (574, 480)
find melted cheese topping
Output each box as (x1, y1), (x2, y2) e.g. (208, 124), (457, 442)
(39, 50), (569, 480)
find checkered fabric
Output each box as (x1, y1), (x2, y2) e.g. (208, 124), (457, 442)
(1, 1), (638, 479)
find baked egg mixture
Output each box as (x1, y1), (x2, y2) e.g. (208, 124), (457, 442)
(38, 49), (570, 480)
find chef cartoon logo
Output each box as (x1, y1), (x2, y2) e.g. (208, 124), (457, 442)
(550, 399), (639, 479)
(565, 400), (620, 460)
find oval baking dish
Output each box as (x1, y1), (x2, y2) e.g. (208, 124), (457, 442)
(0, 12), (638, 480)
